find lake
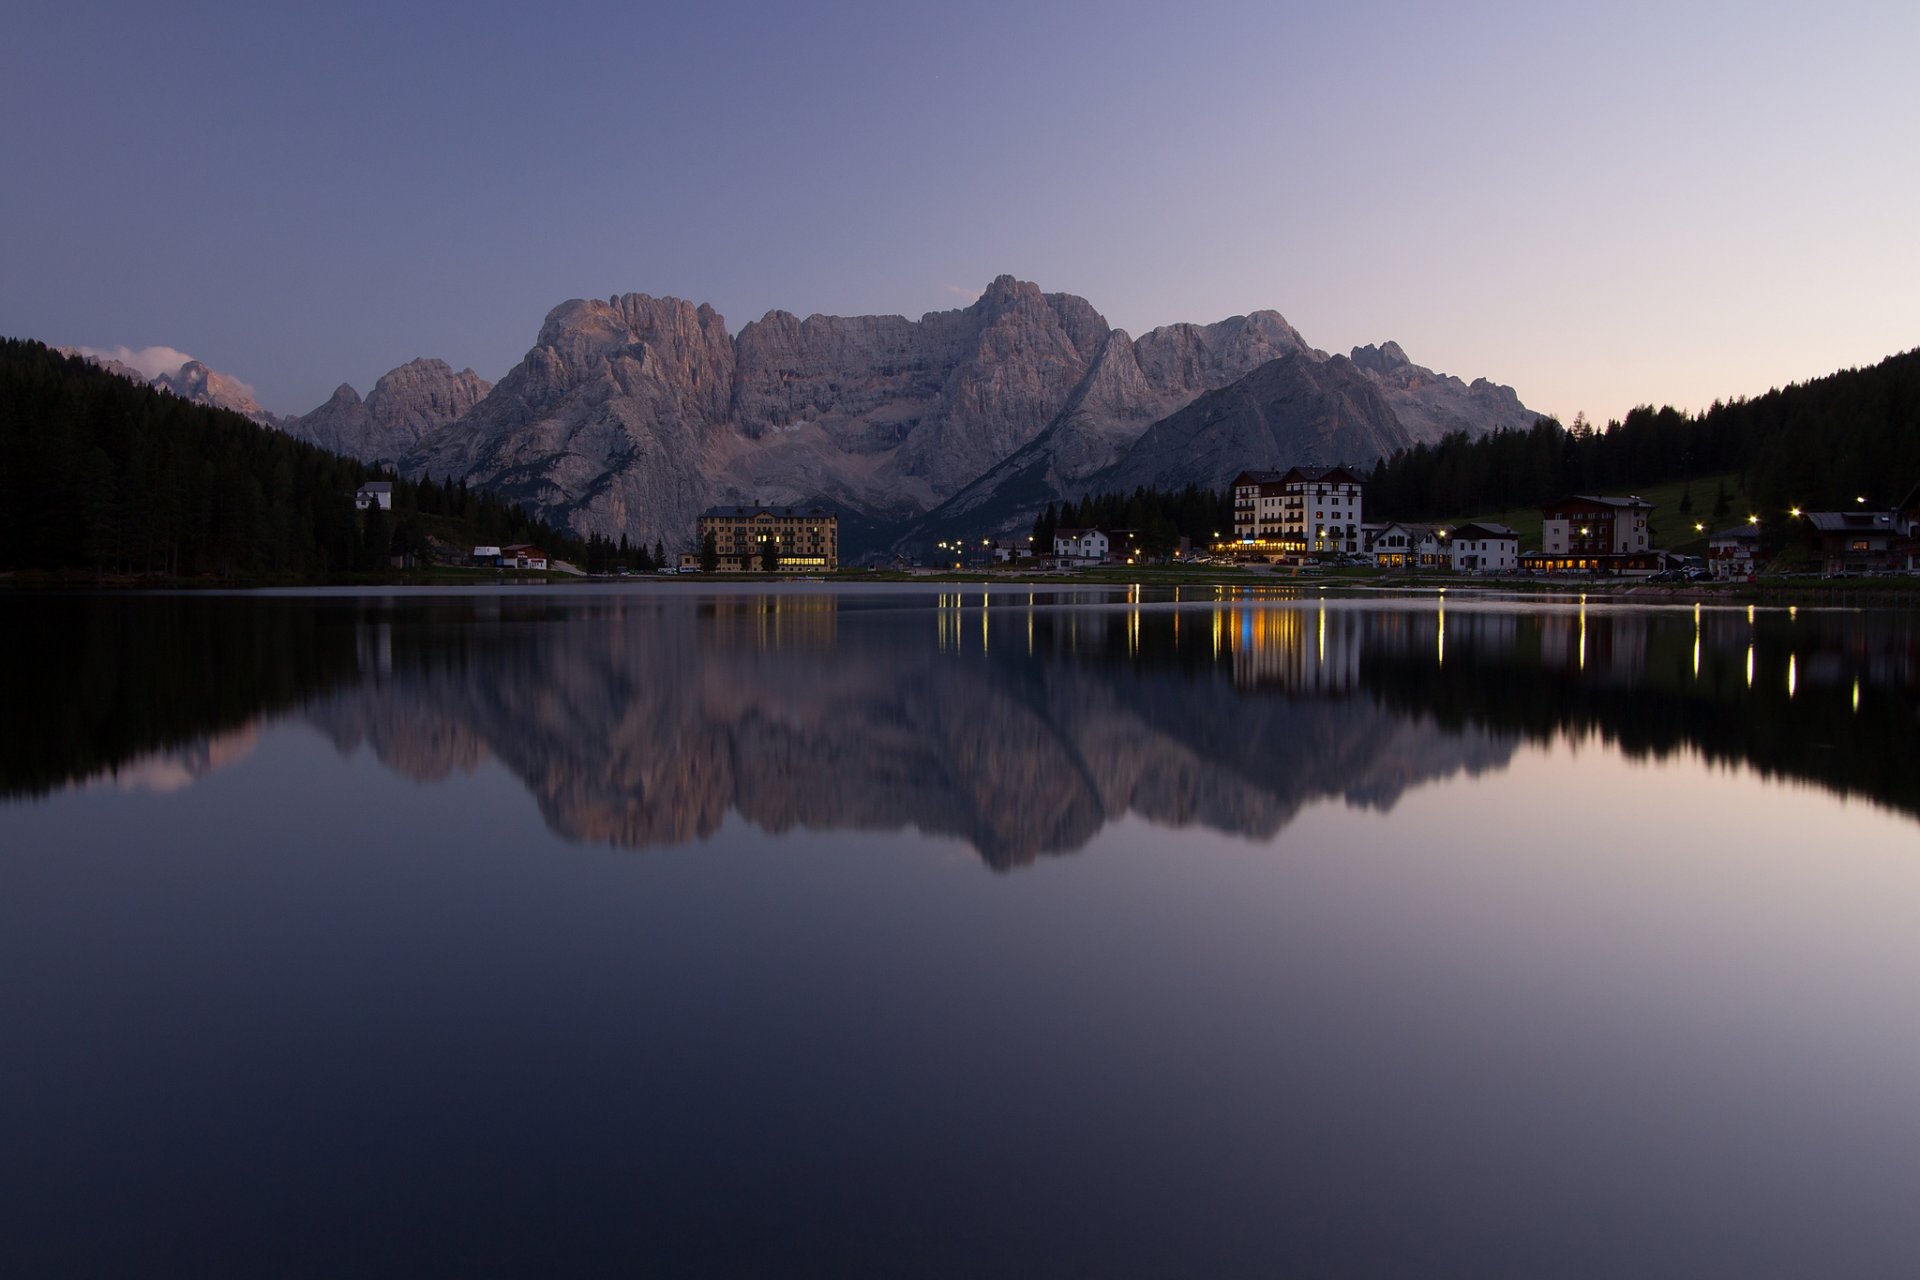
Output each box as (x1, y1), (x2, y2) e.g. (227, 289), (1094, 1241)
(4, 584), (1918, 1277)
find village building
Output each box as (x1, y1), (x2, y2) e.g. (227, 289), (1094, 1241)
(1053, 528), (1110, 560)
(1228, 466), (1365, 558)
(693, 506), (839, 572)
(500, 543), (548, 570)
(1367, 521), (1448, 569)
(1530, 495), (1659, 575)
(1804, 509), (1904, 575)
(355, 481), (393, 511)
(1706, 526), (1764, 580)
(1448, 523), (1520, 574)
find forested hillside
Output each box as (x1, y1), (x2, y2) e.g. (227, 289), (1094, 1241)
(1369, 349), (1920, 521)
(0, 340), (587, 578)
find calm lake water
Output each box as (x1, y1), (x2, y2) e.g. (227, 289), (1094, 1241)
(4, 585), (1919, 1277)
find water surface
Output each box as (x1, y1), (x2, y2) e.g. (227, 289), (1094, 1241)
(4, 586), (1918, 1276)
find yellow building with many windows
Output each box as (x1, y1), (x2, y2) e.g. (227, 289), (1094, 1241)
(685, 506), (839, 571)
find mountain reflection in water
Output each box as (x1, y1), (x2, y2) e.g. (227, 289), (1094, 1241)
(7, 589), (1917, 866)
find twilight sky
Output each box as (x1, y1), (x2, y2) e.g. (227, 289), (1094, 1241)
(4, 0), (1915, 424)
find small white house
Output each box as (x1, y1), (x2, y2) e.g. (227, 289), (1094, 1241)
(1053, 528), (1110, 560)
(472, 545), (503, 564)
(1448, 523), (1519, 574)
(355, 481), (393, 511)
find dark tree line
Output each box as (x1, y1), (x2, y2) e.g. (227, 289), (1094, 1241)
(1031, 483), (1235, 556)
(0, 340), (592, 578)
(1368, 348), (1920, 522)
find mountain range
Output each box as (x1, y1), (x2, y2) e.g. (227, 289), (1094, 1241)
(73, 278), (1541, 555)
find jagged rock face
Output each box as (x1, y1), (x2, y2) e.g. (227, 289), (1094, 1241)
(1101, 351), (1415, 495)
(291, 359), (492, 462)
(409, 294), (736, 539)
(900, 312), (1316, 542)
(155, 360), (268, 421)
(401, 276), (1534, 553)
(61, 348), (283, 427)
(1349, 341), (1538, 441)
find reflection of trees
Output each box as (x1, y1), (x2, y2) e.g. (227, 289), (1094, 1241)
(0, 596), (364, 798)
(10, 592), (1918, 861)
(305, 595), (1517, 868)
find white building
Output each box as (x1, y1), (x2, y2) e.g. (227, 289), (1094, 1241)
(355, 481), (393, 510)
(1053, 528), (1110, 560)
(1368, 522), (1446, 569)
(1448, 523), (1519, 573)
(1229, 466), (1365, 556)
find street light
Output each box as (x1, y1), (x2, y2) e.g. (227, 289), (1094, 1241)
(1790, 508), (1801, 518)
(1748, 515), (1759, 525)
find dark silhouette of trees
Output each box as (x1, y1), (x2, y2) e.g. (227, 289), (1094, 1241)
(0, 340), (594, 579)
(1366, 349), (1920, 520)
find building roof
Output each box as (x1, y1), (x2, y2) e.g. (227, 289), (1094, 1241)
(700, 505), (836, 519)
(357, 480), (392, 492)
(1452, 522), (1518, 539)
(1708, 526), (1762, 543)
(1805, 510), (1897, 533)
(1232, 470), (1287, 486)
(1542, 494), (1654, 514)
(1279, 465), (1365, 486)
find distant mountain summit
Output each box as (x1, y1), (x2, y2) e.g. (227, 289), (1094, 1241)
(392, 275), (1534, 552)
(67, 278), (1543, 554)
(290, 358), (492, 465)
(61, 347), (284, 428)
(1347, 340), (1536, 440)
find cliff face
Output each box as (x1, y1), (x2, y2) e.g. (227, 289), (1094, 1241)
(400, 279), (1361, 551)
(290, 358), (492, 462)
(1098, 351), (1415, 495)
(1348, 341), (1537, 442)
(387, 276), (1538, 552)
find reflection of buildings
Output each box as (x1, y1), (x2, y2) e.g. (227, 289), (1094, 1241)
(1226, 605), (1362, 694)
(1540, 608), (1649, 684)
(22, 591), (1918, 863)
(700, 594), (838, 651)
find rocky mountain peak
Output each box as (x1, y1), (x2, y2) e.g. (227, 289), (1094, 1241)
(1349, 340), (1412, 372)
(292, 357), (492, 463)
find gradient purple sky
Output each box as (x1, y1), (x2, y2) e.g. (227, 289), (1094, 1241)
(4, 0), (1915, 424)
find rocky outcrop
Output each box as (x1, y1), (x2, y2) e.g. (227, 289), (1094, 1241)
(395, 277), (1538, 554)
(290, 358), (491, 462)
(1095, 351), (1413, 497)
(1349, 340), (1538, 441)
(61, 348), (285, 428)
(403, 279), (1375, 553)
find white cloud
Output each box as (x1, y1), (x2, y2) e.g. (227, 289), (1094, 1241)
(76, 344), (196, 380)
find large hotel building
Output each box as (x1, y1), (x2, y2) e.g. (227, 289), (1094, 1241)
(686, 506), (839, 571)
(1229, 466), (1366, 557)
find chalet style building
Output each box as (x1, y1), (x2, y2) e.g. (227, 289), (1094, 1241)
(1804, 509), (1905, 575)
(1230, 466), (1365, 558)
(1368, 522), (1447, 569)
(1053, 528), (1110, 560)
(1528, 495), (1659, 574)
(1448, 523), (1519, 574)
(692, 506), (838, 571)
